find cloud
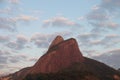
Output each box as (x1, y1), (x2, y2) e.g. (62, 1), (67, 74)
(87, 8), (109, 21)
(0, 50), (12, 75)
(0, 49), (28, 76)
(8, 54), (27, 63)
(34, 40), (49, 48)
(86, 8), (119, 30)
(90, 21), (119, 29)
(42, 16), (81, 27)
(9, 56), (20, 63)
(0, 56), (8, 64)
(0, 17), (16, 31)
(6, 34), (29, 50)
(31, 31), (72, 48)
(16, 34), (28, 44)
(0, 50), (11, 64)
(106, 22), (119, 28)
(0, 35), (10, 43)
(77, 33), (120, 55)
(76, 33), (103, 52)
(0, 8), (11, 14)
(0, 0), (18, 31)
(29, 58), (38, 62)
(0, 64), (6, 69)
(77, 33), (101, 46)
(85, 0), (120, 33)
(82, 50), (99, 57)
(0, 15), (39, 31)
(78, 16), (85, 21)
(90, 26), (108, 34)
(31, 33), (49, 48)
(90, 34), (120, 47)
(14, 15), (38, 22)
(100, 0), (120, 12)
(0, 0), (19, 4)
(0, 49), (27, 65)
(0, 50), (11, 55)
(0, 0), (38, 32)
(92, 49), (120, 69)
(0, 15), (39, 32)
(9, 0), (19, 4)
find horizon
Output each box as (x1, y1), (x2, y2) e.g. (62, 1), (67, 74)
(0, 0), (120, 75)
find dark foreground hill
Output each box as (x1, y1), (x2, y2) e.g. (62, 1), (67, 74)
(1, 36), (120, 80)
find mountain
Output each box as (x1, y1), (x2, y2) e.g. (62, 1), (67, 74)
(1, 36), (120, 80)
(30, 36), (84, 74)
(49, 35), (64, 49)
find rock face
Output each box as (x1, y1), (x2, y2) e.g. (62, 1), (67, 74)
(30, 36), (84, 73)
(12, 67), (31, 80)
(49, 35), (64, 49)
(24, 57), (120, 80)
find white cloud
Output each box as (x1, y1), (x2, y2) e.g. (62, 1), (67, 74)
(85, 0), (120, 32)
(31, 32), (72, 48)
(14, 15), (38, 22)
(87, 8), (109, 21)
(0, 15), (38, 32)
(92, 5), (100, 10)
(0, 17), (16, 31)
(0, 8), (11, 14)
(8, 54), (27, 63)
(90, 21), (119, 29)
(16, 34), (28, 44)
(9, 0), (19, 4)
(29, 58), (38, 62)
(78, 16), (85, 20)
(0, 49), (28, 76)
(0, 35), (10, 43)
(6, 34), (29, 50)
(43, 16), (81, 27)
(106, 22), (119, 28)
(0, 0), (38, 32)
(0, 50), (11, 55)
(0, 50), (11, 64)
(101, 0), (120, 11)
(92, 48), (120, 69)
(90, 34), (120, 47)
(77, 33), (100, 42)
(31, 33), (53, 48)
(1, 0), (20, 4)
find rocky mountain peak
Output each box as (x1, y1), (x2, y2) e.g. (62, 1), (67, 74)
(30, 36), (84, 74)
(49, 35), (64, 49)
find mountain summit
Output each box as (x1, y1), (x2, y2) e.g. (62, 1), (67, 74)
(30, 36), (84, 74)
(49, 35), (64, 49)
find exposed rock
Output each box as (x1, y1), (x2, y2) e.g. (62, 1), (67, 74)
(49, 35), (64, 49)
(12, 67), (31, 80)
(30, 37), (84, 74)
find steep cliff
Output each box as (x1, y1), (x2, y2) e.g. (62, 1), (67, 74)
(30, 36), (84, 73)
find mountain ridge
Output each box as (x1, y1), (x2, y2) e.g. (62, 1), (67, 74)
(30, 37), (84, 74)
(48, 35), (64, 49)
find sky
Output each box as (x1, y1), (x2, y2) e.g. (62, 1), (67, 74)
(0, 0), (120, 75)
